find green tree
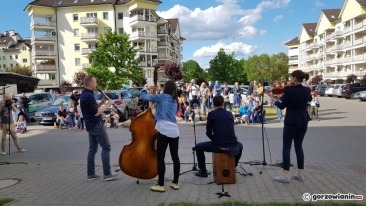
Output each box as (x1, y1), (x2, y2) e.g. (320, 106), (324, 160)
(88, 29), (143, 88)
(182, 60), (204, 82)
(269, 52), (289, 81)
(207, 48), (239, 84)
(86, 66), (124, 90)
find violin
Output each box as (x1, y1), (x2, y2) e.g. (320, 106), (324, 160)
(270, 83), (296, 95)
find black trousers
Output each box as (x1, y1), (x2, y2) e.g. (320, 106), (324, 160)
(157, 132), (180, 186)
(282, 123), (308, 170)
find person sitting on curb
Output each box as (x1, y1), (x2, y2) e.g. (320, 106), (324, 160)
(55, 105), (68, 129)
(105, 109), (120, 128)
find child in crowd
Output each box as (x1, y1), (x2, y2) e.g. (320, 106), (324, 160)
(253, 100), (266, 123)
(105, 109), (120, 128)
(184, 105), (195, 122)
(237, 101), (249, 124)
(67, 101), (76, 129)
(309, 90), (320, 121)
(16, 115), (27, 133)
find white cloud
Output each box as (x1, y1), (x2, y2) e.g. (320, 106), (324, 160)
(315, 0), (324, 7)
(193, 42), (257, 58)
(157, 0), (291, 40)
(273, 15), (284, 22)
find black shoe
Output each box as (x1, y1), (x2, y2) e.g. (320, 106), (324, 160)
(195, 170), (208, 178)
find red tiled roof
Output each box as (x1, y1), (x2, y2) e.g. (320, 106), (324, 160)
(0, 35), (13, 45)
(167, 18), (178, 31)
(356, 0), (366, 6)
(3, 39), (31, 52)
(322, 9), (341, 22)
(285, 37), (299, 46)
(303, 23), (317, 36)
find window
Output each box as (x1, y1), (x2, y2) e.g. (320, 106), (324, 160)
(15, 55), (18, 60)
(74, 43), (80, 51)
(86, 13), (97, 18)
(118, 12), (123, 20)
(2, 56), (5, 60)
(74, 29), (79, 37)
(103, 12), (108, 20)
(22, 46), (27, 51)
(118, 27), (124, 34)
(10, 64), (13, 68)
(10, 55), (13, 60)
(73, 14), (78, 21)
(23, 59), (27, 63)
(75, 58), (81, 66)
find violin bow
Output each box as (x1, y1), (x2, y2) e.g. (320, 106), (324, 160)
(97, 88), (124, 115)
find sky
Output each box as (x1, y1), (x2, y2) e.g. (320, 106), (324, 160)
(0, 0), (345, 68)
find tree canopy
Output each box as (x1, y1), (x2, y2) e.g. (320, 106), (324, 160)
(87, 29), (143, 90)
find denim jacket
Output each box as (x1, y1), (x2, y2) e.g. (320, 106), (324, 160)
(140, 93), (177, 123)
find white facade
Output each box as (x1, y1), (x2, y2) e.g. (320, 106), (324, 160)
(25, 0), (184, 89)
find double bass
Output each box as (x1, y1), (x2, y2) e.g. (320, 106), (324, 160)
(119, 65), (160, 179)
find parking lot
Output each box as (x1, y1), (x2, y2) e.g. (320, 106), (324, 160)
(0, 96), (365, 205)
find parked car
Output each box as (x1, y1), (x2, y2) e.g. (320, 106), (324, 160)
(34, 95), (71, 125)
(341, 83), (366, 99)
(333, 84), (345, 98)
(15, 92), (55, 121)
(315, 85), (328, 96)
(325, 84), (340, 97)
(94, 90), (137, 120)
(356, 90), (366, 101)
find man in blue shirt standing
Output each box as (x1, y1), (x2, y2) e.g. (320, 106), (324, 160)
(80, 74), (119, 181)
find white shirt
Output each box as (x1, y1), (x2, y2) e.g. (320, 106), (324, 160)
(155, 119), (179, 138)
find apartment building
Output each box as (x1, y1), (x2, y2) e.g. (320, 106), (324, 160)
(25, 0), (184, 89)
(287, 0), (366, 83)
(284, 37), (299, 73)
(0, 30), (32, 71)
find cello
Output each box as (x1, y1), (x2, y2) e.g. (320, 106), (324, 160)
(119, 64), (160, 179)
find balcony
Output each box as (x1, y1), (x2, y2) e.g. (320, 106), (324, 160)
(158, 42), (172, 49)
(80, 17), (99, 27)
(31, 21), (56, 30)
(129, 15), (157, 26)
(157, 29), (168, 34)
(130, 31), (157, 40)
(353, 54), (366, 62)
(31, 36), (56, 44)
(342, 26), (352, 35)
(135, 47), (158, 54)
(34, 65), (57, 72)
(323, 72), (349, 79)
(33, 50), (56, 58)
(81, 48), (96, 55)
(81, 33), (98, 42)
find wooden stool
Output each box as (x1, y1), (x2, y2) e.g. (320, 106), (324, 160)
(212, 153), (236, 184)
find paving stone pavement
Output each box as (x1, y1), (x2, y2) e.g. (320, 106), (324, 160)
(0, 96), (366, 205)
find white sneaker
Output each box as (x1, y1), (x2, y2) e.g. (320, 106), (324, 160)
(18, 148), (26, 153)
(0, 151), (6, 155)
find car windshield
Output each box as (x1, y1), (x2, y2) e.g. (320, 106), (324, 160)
(50, 96), (71, 106)
(95, 92), (119, 100)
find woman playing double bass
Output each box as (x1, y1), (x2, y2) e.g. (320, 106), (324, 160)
(139, 80), (180, 192)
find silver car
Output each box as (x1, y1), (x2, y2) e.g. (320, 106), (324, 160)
(95, 90), (136, 120)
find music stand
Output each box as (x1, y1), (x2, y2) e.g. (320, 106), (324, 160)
(179, 111), (198, 175)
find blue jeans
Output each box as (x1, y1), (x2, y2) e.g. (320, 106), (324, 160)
(87, 123), (112, 176)
(282, 123), (308, 171)
(194, 141), (243, 172)
(68, 114), (75, 128)
(275, 106), (282, 119)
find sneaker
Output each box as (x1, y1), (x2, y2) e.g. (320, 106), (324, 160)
(104, 173), (119, 181)
(0, 151), (6, 155)
(293, 174), (304, 182)
(170, 183), (179, 190)
(87, 175), (100, 181)
(195, 170), (208, 178)
(150, 185), (165, 192)
(273, 175), (290, 183)
(18, 148), (26, 153)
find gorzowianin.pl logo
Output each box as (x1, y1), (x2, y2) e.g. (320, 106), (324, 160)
(302, 193), (363, 201)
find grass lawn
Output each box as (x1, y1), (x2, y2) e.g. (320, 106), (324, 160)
(0, 198), (14, 206)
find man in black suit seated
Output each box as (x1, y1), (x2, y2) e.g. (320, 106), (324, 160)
(193, 95), (243, 178)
